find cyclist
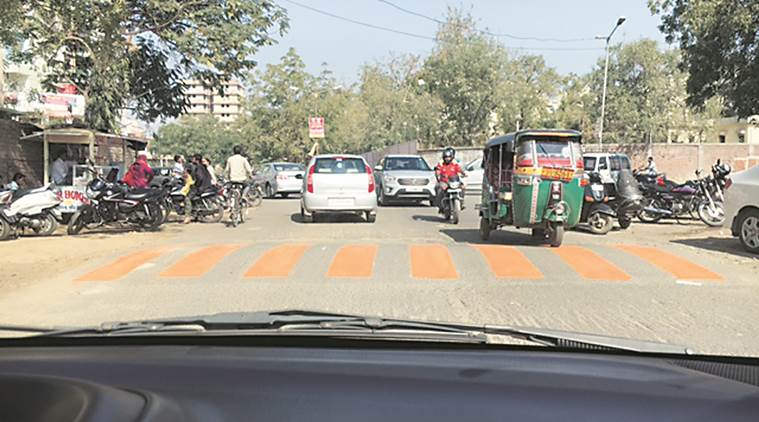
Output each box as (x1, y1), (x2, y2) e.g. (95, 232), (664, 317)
(224, 146), (253, 223)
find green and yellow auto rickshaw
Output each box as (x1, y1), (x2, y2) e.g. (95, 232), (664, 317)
(478, 129), (585, 247)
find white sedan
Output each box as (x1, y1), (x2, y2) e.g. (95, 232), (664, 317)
(300, 154), (378, 223)
(725, 164), (759, 253)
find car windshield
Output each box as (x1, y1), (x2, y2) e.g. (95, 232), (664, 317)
(583, 157), (597, 171)
(2, 0), (756, 361)
(274, 164), (304, 172)
(385, 157), (430, 171)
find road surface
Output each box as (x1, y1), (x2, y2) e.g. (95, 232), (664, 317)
(1, 197), (758, 356)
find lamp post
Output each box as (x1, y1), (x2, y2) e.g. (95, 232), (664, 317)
(596, 16), (626, 149)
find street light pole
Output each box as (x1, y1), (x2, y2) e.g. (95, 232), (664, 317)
(597, 16), (626, 149)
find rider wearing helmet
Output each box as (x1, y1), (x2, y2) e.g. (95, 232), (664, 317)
(434, 147), (467, 209)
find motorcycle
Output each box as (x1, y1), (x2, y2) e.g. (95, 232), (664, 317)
(438, 175), (463, 224)
(579, 172), (615, 235)
(635, 171), (700, 223)
(693, 160), (731, 227)
(163, 178), (224, 223)
(610, 169), (643, 229)
(67, 169), (165, 235)
(0, 185), (62, 240)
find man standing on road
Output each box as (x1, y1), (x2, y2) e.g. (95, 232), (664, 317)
(225, 145), (253, 183)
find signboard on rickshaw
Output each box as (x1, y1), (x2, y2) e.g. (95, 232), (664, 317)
(540, 167), (575, 182)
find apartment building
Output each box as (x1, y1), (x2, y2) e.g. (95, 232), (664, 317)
(183, 79), (243, 123)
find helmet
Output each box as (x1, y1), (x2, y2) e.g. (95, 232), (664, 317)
(442, 147), (455, 162)
(713, 162), (731, 178)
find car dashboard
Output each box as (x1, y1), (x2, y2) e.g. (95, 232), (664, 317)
(1, 337), (758, 421)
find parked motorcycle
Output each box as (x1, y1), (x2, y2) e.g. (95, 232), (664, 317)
(67, 169), (165, 235)
(635, 159), (730, 226)
(163, 178), (224, 223)
(580, 172), (615, 234)
(438, 175), (463, 224)
(0, 185), (62, 240)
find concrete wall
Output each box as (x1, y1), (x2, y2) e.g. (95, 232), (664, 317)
(0, 119), (43, 186)
(418, 147), (483, 168)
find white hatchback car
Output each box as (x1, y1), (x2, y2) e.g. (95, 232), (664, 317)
(300, 154), (378, 223)
(725, 164), (759, 253)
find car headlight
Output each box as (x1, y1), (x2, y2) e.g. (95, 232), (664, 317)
(383, 175), (396, 183)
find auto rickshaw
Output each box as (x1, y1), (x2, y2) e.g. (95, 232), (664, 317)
(478, 129), (585, 247)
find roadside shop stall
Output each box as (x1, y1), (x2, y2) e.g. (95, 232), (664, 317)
(19, 128), (149, 215)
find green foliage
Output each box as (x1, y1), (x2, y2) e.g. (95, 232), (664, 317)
(1, 0), (288, 131)
(650, 0), (759, 117)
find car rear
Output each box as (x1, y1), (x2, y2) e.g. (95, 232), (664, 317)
(302, 155), (378, 220)
(273, 163), (305, 195)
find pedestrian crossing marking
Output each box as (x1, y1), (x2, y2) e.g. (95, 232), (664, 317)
(76, 248), (167, 281)
(74, 242), (728, 283)
(552, 245), (631, 281)
(327, 245), (377, 278)
(245, 244), (310, 278)
(616, 245), (723, 281)
(409, 244), (458, 280)
(471, 245), (543, 279)
(160, 244), (243, 278)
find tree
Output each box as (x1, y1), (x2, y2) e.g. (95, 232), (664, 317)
(587, 39), (690, 143)
(1, 1), (288, 131)
(497, 55), (562, 133)
(152, 115), (246, 165)
(418, 9), (510, 146)
(650, 0), (759, 117)
(553, 74), (596, 139)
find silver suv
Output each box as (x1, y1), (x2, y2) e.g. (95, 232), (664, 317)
(374, 155), (436, 206)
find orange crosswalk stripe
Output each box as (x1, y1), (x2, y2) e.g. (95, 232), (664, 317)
(471, 245), (543, 279)
(409, 244), (458, 280)
(160, 244), (242, 278)
(327, 245), (378, 278)
(245, 244), (310, 278)
(552, 245), (630, 281)
(77, 248), (167, 281)
(616, 245), (722, 281)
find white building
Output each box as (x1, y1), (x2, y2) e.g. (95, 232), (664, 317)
(183, 79), (243, 123)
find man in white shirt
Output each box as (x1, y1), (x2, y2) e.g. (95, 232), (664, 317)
(225, 145), (253, 183)
(51, 152), (69, 185)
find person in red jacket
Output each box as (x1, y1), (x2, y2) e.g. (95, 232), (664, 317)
(123, 151), (154, 189)
(434, 147), (466, 209)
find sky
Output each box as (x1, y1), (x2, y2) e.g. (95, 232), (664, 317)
(254, 0), (669, 84)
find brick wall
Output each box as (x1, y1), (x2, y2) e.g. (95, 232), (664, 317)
(0, 119), (43, 186)
(584, 143), (758, 181)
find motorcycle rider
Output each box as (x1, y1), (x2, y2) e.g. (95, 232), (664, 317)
(184, 154), (214, 224)
(642, 156), (658, 176)
(434, 147), (466, 211)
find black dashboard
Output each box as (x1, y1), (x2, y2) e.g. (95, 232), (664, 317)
(1, 337), (758, 421)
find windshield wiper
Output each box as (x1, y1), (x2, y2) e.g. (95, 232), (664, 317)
(0, 310), (691, 354)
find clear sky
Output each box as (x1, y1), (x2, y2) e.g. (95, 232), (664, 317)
(253, 0), (668, 83)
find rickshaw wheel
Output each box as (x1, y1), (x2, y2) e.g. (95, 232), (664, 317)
(548, 224), (564, 247)
(479, 217), (491, 241)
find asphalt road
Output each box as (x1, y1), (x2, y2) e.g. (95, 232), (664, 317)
(1, 196), (758, 356)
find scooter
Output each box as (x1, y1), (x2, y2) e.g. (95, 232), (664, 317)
(0, 185), (62, 240)
(580, 172), (615, 235)
(610, 169), (642, 229)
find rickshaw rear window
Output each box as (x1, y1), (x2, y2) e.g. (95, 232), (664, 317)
(533, 140), (573, 167)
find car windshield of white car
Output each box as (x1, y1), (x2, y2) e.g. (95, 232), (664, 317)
(275, 164), (304, 172)
(385, 157), (430, 171)
(314, 158), (366, 174)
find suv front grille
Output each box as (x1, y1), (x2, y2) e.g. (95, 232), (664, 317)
(398, 178), (429, 186)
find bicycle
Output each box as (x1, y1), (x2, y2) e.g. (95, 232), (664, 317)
(226, 181), (247, 227)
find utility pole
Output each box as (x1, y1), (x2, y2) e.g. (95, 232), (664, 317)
(596, 16), (626, 150)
